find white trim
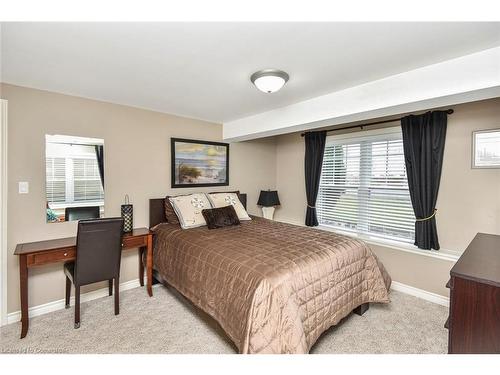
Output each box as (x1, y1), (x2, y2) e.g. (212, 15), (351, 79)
(391, 281), (449, 307)
(224, 47), (500, 142)
(363, 235), (460, 262)
(326, 124), (401, 144)
(276, 218), (453, 306)
(276, 217), (460, 262)
(0, 99), (8, 326)
(317, 224), (461, 262)
(46, 134), (104, 146)
(2, 277), (449, 326)
(6, 277), (153, 325)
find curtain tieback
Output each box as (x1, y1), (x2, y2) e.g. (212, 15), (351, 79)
(415, 209), (437, 222)
(307, 204), (316, 208)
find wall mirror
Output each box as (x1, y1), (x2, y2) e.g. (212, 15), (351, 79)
(45, 134), (105, 223)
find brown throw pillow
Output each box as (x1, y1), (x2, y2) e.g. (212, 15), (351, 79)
(164, 196), (181, 224)
(201, 205), (240, 230)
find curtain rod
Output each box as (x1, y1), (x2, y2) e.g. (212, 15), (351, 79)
(300, 109), (454, 137)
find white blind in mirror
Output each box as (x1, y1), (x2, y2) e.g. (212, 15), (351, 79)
(73, 158), (104, 202)
(46, 145), (103, 205)
(46, 157), (66, 203)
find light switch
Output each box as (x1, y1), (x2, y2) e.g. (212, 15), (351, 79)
(18, 181), (29, 194)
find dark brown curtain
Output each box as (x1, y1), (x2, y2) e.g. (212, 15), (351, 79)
(304, 131), (326, 226)
(401, 111), (447, 250)
(94, 145), (104, 188)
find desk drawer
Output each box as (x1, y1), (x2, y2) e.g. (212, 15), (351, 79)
(123, 235), (147, 249)
(27, 248), (76, 266)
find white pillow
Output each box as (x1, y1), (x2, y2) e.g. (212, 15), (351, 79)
(168, 193), (212, 229)
(207, 192), (251, 221)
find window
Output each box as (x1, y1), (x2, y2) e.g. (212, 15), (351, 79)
(317, 128), (415, 243)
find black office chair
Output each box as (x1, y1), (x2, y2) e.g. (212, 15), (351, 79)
(64, 217), (124, 329)
(65, 206), (100, 222)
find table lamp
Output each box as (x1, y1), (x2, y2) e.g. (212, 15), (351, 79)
(257, 190), (280, 220)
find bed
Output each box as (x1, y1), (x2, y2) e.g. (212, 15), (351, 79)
(148, 196), (391, 354)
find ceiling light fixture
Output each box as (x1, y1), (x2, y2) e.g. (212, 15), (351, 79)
(250, 69), (289, 93)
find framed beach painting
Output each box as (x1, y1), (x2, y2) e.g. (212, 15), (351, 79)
(171, 138), (229, 188)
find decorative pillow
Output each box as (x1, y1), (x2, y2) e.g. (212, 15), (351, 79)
(164, 192), (237, 225)
(168, 193), (212, 229)
(201, 205), (240, 230)
(207, 192), (251, 221)
(164, 195), (182, 224)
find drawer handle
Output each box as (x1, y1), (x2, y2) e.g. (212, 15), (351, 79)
(64, 252), (68, 257)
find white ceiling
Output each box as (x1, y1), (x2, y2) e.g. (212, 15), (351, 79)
(2, 22), (500, 123)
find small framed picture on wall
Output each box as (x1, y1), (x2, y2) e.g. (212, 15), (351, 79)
(472, 129), (500, 168)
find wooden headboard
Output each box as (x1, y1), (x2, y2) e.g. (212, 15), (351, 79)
(149, 193), (247, 228)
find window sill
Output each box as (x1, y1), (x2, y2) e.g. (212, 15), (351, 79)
(50, 201), (104, 209)
(316, 224), (461, 262)
(273, 218), (461, 262)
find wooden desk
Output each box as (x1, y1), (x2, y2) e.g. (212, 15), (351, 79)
(14, 227), (154, 339)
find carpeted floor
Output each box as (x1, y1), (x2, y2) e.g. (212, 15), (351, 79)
(0, 285), (448, 354)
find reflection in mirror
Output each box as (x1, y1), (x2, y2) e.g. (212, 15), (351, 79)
(45, 135), (104, 223)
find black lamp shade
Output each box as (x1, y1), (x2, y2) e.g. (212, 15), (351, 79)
(257, 190), (280, 207)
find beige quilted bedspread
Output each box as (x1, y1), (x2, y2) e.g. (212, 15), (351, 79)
(152, 217), (391, 354)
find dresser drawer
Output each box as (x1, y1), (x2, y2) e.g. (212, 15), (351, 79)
(27, 248), (76, 266)
(122, 235), (147, 249)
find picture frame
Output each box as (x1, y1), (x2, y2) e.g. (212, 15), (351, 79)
(472, 128), (500, 169)
(171, 138), (229, 188)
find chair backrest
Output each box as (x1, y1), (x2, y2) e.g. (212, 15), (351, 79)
(65, 206), (100, 222)
(75, 217), (124, 286)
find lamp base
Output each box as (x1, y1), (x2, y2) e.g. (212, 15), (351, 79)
(261, 206), (275, 220)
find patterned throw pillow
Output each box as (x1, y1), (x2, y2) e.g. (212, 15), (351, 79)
(168, 193), (213, 229)
(206, 192), (251, 221)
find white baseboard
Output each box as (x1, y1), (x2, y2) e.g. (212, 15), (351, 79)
(4, 278), (449, 326)
(6, 278), (148, 325)
(391, 281), (449, 307)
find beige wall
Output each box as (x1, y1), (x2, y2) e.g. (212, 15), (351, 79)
(2, 82), (498, 314)
(1, 83), (276, 313)
(275, 98), (500, 297)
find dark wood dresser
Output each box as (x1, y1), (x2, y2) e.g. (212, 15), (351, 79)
(446, 233), (500, 353)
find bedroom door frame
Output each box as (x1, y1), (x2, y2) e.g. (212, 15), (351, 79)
(0, 99), (7, 326)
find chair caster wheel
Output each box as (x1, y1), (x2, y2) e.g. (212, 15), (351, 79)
(74, 322), (80, 329)
(65, 304), (70, 309)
